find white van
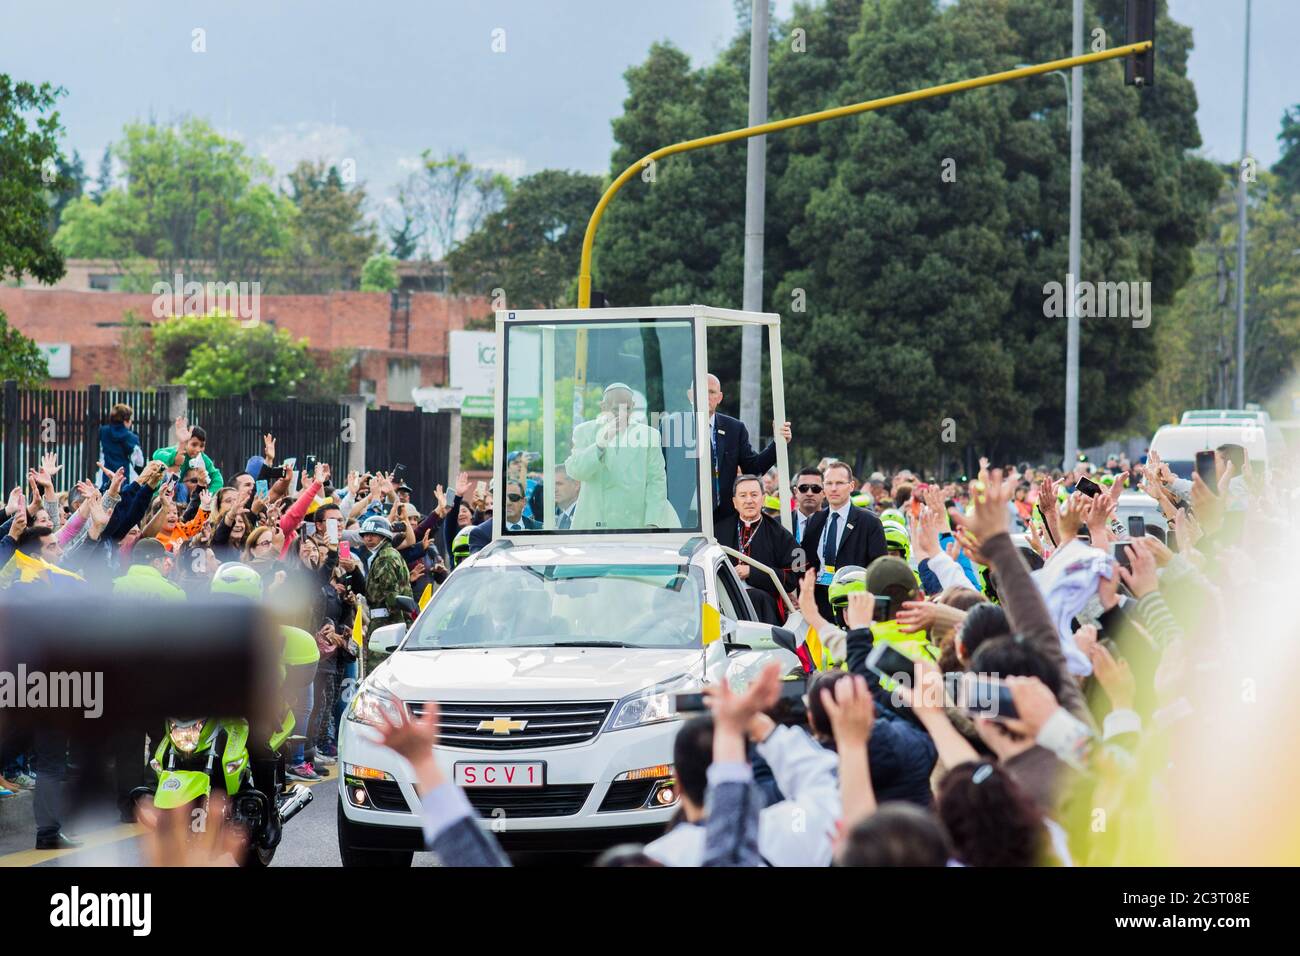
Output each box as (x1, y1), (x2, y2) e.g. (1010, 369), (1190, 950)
(1148, 422), (1271, 479)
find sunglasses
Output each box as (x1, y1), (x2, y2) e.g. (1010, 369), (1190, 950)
(796, 484), (823, 494)
(506, 493), (525, 502)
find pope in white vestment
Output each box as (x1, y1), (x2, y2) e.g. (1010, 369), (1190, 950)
(564, 383), (680, 530)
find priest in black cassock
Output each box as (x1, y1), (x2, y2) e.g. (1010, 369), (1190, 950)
(715, 474), (800, 625)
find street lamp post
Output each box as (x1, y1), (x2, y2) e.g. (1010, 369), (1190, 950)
(1064, 0), (1085, 470)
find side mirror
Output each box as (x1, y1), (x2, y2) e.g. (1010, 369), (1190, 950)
(368, 622), (406, 655)
(732, 619), (780, 649)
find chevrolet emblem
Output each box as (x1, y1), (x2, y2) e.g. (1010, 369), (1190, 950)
(478, 717), (528, 735)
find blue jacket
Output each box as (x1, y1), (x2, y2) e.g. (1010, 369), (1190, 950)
(99, 422), (142, 481)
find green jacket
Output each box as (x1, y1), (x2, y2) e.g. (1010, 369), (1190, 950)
(112, 564), (187, 602)
(152, 444), (225, 493)
(365, 542), (412, 630)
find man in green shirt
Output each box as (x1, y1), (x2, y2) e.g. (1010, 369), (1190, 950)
(111, 538), (187, 601)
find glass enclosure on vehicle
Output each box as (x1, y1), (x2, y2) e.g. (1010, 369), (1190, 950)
(403, 563), (706, 649)
(500, 315), (705, 534)
(492, 306), (791, 543)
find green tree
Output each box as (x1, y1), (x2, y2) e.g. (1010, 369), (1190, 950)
(1133, 169), (1300, 431)
(0, 310), (49, 387)
(53, 117), (297, 286)
(0, 74), (71, 284)
(45, 148), (85, 235)
(91, 144), (113, 202)
(592, 0), (1219, 468)
(118, 309), (164, 388)
(360, 252), (399, 292)
(392, 151), (510, 263)
(1275, 104), (1300, 197)
(151, 312), (350, 401)
(448, 169), (603, 308)
(280, 160), (378, 293)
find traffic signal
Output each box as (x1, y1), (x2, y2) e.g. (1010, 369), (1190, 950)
(1125, 0), (1156, 87)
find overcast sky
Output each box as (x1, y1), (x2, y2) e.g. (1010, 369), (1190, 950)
(2, 0), (1293, 225)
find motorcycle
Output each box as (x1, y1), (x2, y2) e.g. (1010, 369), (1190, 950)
(130, 710), (313, 867)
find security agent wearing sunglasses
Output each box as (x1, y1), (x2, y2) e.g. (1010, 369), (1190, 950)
(500, 479), (541, 532)
(792, 465), (827, 544)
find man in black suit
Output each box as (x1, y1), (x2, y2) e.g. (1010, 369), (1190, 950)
(716, 474), (800, 625)
(689, 373), (792, 524)
(800, 461), (887, 620)
(499, 479), (541, 533)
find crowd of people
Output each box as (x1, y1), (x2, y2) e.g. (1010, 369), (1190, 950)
(0, 407), (492, 849)
(369, 407), (1282, 868)
(0, 390), (1288, 869)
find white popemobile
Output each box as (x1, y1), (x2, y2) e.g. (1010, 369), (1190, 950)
(337, 306), (803, 864)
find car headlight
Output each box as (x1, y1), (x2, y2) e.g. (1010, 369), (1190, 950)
(169, 718), (205, 754)
(608, 676), (695, 732)
(346, 685), (406, 728)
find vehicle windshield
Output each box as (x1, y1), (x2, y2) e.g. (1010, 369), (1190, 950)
(404, 564), (704, 650)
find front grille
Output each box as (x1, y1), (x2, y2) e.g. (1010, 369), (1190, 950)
(409, 700), (615, 751)
(465, 785), (593, 818)
(599, 779), (657, 812)
(364, 779), (411, 813)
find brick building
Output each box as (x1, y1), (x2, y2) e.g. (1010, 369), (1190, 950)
(0, 286), (490, 408)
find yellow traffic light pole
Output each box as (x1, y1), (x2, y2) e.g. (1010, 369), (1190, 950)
(576, 40), (1152, 308)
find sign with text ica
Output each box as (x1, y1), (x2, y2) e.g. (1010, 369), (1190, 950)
(449, 330), (538, 418)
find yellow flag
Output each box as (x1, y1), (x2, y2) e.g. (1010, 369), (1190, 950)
(418, 582), (433, 611)
(0, 551), (85, 588)
(701, 602), (721, 645)
(802, 624), (825, 671)
(352, 602), (365, 650)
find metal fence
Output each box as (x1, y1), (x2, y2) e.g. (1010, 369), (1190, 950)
(2, 381), (351, 492)
(366, 406), (454, 506)
(187, 396), (350, 482)
(1, 382), (174, 493)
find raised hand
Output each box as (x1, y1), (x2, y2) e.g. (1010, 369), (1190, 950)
(912, 505), (942, 561)
(1058, 491), (1089, 543)
(41, 451), (62, 478)
(704, 662), (781, 735)
(174, 416), (191, 444)
(796, 569), (824, 626)
(199, 489), (214, 512)
(87, 490), (113, 530)
(6, 496), (27, 539)
(896, 599), (938, 634)
(1117, 537), (1158, 598)
(1087, 643), (1135, 711)
(820, 673), (875, 748)
(263, 433), (276, 462)
(1086, 492), (1115, 546)
(454, 472), (472, 499)
(844, 591), (875, 631)
(963, 468), (1016, 543)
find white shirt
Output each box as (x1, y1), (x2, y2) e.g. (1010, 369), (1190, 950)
(818, 502), (852, 565)
(643, 725), (840, 867)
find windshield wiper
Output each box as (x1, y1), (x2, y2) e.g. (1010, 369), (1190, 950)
(548, 640), (633, 648)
